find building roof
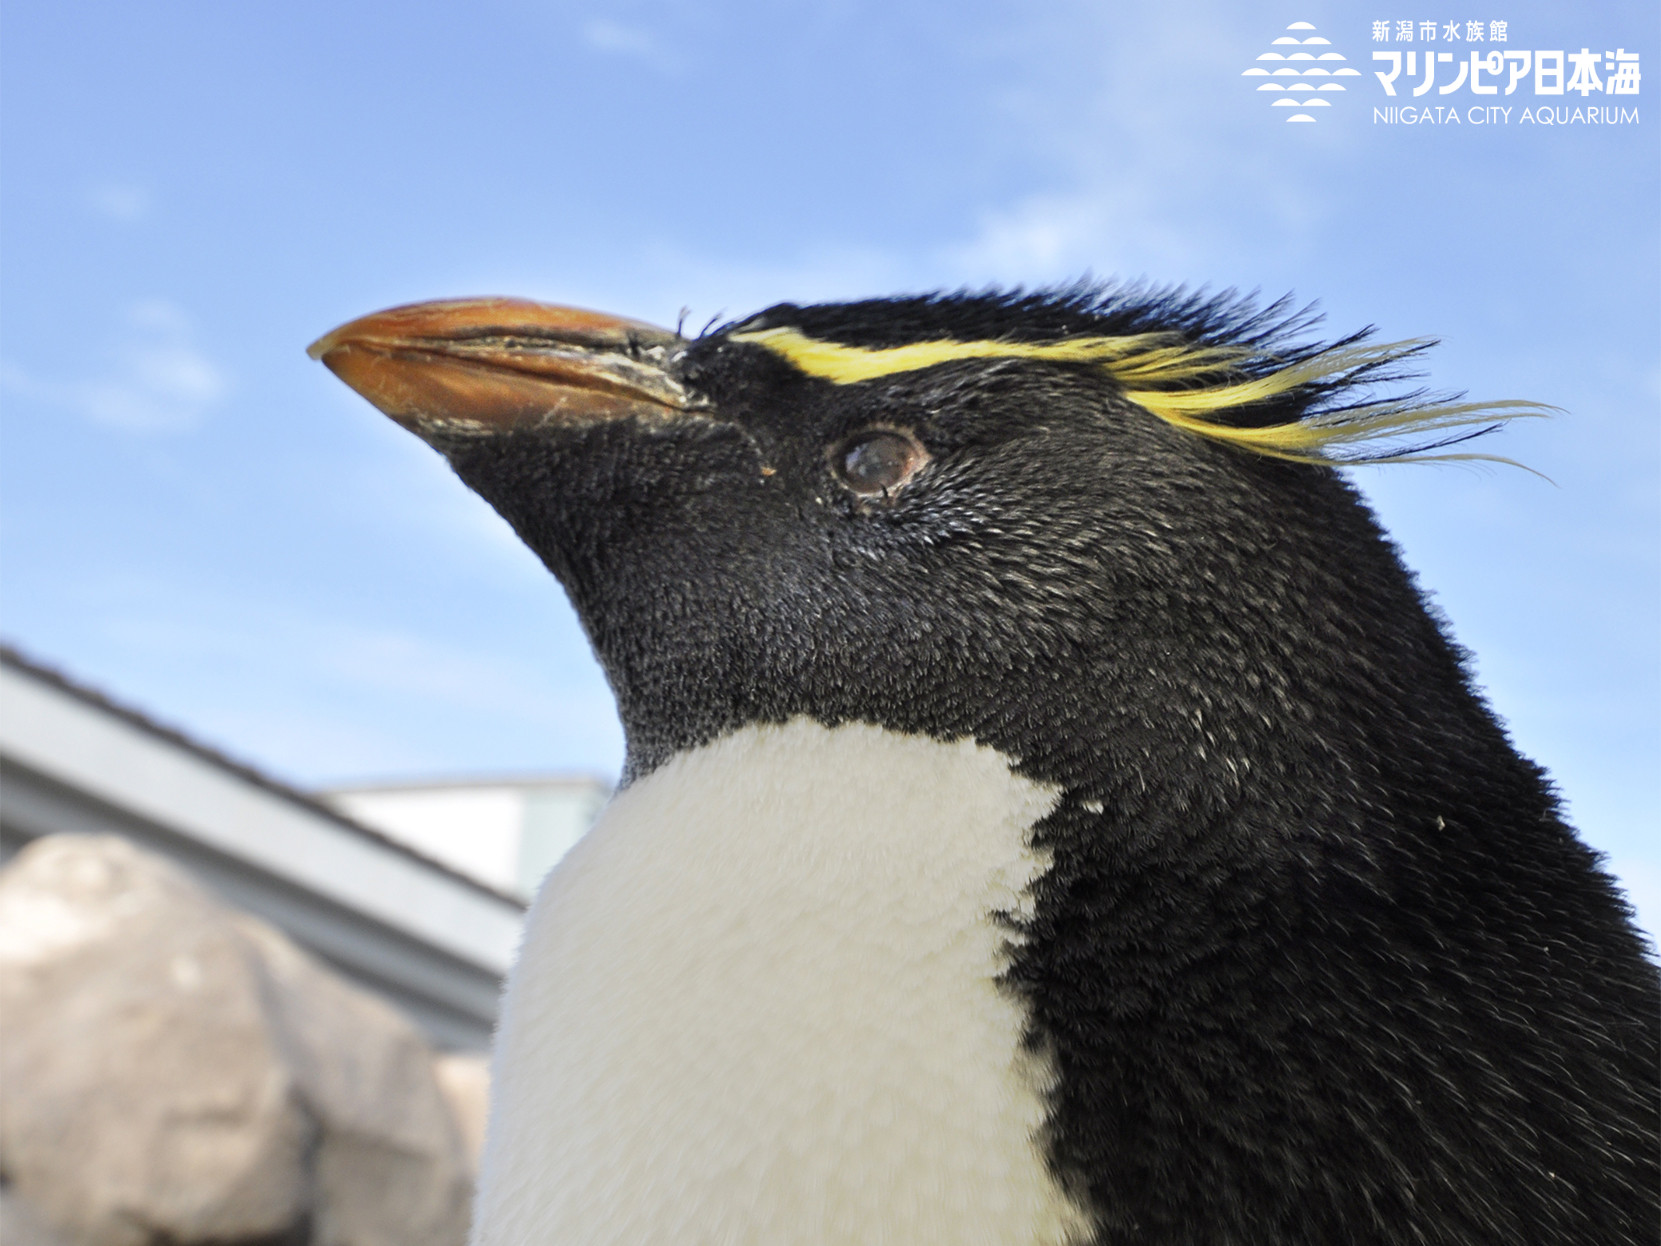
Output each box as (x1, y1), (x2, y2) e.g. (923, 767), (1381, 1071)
(324, 772), (610, 796)
(0, 644), (528, 1050)
(0, 645), (525, 907)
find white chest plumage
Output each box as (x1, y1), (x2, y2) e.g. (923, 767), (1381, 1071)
(470, 718), (1091, 1246)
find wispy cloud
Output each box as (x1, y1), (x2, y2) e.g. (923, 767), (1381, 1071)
(87, 595), (623, 782)
(945, 192), (1145, 287)
(618, 240), (912, 331)
(938, 9), (1325, 290)
(597, 6), (1306, 317)
(646, 4), (1332, 304)
(581, 17), (680, 74)
(1, 300), (228, 434)
(86, 183), (151, 222)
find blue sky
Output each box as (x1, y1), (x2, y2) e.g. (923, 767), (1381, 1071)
(3, 0), (1655, 934)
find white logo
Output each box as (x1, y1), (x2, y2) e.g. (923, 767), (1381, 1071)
(1365, 22), (1640, 127)
(1243, 22), (1363, 123)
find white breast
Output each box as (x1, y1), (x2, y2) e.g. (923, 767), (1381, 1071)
(471, 718), (1092, 1246)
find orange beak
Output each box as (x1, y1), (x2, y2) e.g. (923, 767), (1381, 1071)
(307, 297), (692, 436)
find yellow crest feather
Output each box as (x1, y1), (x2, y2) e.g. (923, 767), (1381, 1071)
(729, 325), (1550, 469)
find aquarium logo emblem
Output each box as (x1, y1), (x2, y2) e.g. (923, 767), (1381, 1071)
(1242, 22), (1363, 123)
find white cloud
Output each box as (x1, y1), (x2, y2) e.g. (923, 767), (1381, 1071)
(936, 9), (1328, 291)
(585, 5), (1313, 318)
(87, 183), (150, 222)
(1, 300), (227, 434)
(92, 589), (603, 730)
(581, 17), (679, 73)
(89, 597), (624, 782)
(942, 189), (1190, 288)
(627, 240), (913, 330)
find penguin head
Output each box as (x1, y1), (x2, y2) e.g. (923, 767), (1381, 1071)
(309, 292), (1659, 1246)
(310, 289), (1536, 781)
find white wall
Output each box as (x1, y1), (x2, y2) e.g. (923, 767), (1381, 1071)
(325, 779), (610, 899)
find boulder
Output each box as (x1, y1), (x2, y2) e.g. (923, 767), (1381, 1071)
(0, 1184), (70, 1246)
(432, 1054), (491, 1175)
(0, 835), (474, 1246)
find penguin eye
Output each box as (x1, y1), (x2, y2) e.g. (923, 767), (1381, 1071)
(833, 430), (929, 495)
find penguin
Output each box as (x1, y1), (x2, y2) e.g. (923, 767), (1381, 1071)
(310, 287), (1659, 1246)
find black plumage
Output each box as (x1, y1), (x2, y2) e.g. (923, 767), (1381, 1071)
(316, 285), (1660, 1245)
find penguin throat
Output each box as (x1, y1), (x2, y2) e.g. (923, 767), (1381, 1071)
(471, 718), (1094, 1246)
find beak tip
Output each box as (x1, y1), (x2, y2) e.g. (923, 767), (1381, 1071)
(308, 297), (688, 434)
(306, 328), (343, 362)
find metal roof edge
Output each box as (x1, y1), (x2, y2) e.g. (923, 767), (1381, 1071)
(0, 643), (527, 911)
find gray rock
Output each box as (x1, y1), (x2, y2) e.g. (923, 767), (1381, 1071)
(432, 1054), (491, 1175)
(0, 836), (473, 1246)
(0, 1184), (71, 1246)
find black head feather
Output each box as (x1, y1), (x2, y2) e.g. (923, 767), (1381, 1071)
(717, 284), (1543, 466)
(726, 281), (1292, 348)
